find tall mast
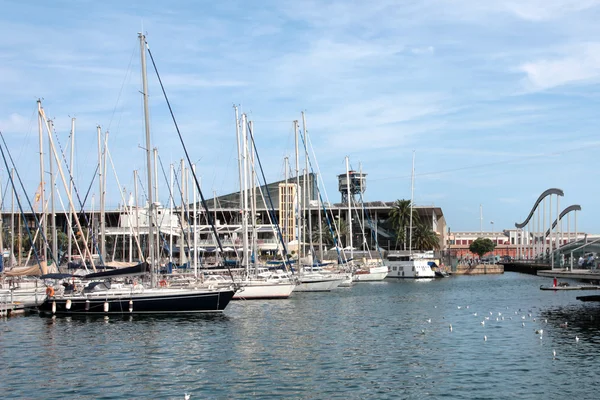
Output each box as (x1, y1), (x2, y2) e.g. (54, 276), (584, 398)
(10, 168), (14, 265)
(294, 120), (301, 261)
(284, 156), (289, 246)
(241, 113), (249, 272)
(192, 164), (198, 278)
(409, 151), (415, 255)
(37, 100), (47, 262)
(97, 125), (105, 262)
(250, 120), (258, 272)
(133, 170), (141, 261)
(346, 156), (352, 260)
(169, 163), (174, 265)
(139, 32), (156, 286)
(153, 147), (160, 268)
(302, 112), (313, 261)
(48, 120), (58, 266)
(68, 118), (75, 263)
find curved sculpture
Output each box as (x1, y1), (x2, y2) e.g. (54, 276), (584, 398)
(515, 188), (564, 229)
(544, 205), (581, 237)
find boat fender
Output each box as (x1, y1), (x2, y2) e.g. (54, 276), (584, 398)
(66, 299), (72, 310)
(51, 301), (56, 314)
(46, 287), (55, 297)
(85, 299), (90, 311)
(159, 280), (167, 287)
(103, 301), (109, 313)
(129, 300), (133, 313)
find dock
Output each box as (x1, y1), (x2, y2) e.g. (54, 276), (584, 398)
(537, 268), (600, 281)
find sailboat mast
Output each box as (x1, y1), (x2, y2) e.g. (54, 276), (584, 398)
(169, 164), (174, 265)
(97, 125), (105, 262)
(48, 120), (58, 266)
(37, 100), (47, 262)
(192, 164), (198, 278)
(301, 112), (313, 261)
(10, 168), (14, 265)
(139, 32), (156, 286)
(346, 156), (353, 260)
(68, 118), (75, 263)
(249, 120), (258, 273)
(294, 120), (301, 261)
(241, 113), (249, 272)
(134, 170), (141, 261)
(409, 151), (415, 255)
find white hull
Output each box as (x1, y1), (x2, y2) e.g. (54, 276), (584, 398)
(233, 282), (296, 300)
(353, 266), (389, 281)
(295, 275), (344, 292)
(386, 260), (435, 278)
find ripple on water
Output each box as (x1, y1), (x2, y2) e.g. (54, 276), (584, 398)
(2, 273), (600, 399)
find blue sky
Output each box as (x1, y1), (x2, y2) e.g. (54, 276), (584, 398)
(1, 0), (600, 233)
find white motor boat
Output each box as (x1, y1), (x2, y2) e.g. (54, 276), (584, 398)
(385, 252), (435, 279)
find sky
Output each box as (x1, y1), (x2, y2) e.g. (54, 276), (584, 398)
(1, 0), (600, 234)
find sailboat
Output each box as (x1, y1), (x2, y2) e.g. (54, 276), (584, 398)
(385, 152), (435, 279)
(230, 110), (296, 299)
(292, 117), (344, 292)
(38, 33), (236, 315)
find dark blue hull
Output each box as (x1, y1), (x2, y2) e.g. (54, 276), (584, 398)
(38, 289), (236, 315)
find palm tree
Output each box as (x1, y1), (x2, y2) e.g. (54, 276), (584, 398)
(389, 199), (416, 250)
(411, 218), (440, 251)
(311, 217), (349, 249)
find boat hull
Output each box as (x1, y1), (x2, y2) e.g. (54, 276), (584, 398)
(385, 260), (435, 279)
(233, 283), (296, 300)
(38, 287), (236, 315)
(353, 266), (389, 282)
(295, 277), (343, 292)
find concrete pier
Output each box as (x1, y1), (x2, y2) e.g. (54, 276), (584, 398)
(454, 263), (504, 275)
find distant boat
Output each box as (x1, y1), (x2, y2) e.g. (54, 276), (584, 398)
(385, 252), (436, 279)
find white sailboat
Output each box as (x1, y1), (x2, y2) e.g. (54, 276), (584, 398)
(385, 152), (434, 279)
(231, 110), (295, 300)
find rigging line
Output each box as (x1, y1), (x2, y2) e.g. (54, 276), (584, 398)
(145, 42), (236, 285)
(104, 141), (143, 258)
(157, 154), (193, 262)
(0, 131), (47, 271)
(170, 162), (195, 263)
(246, 120), (293, 273)
(0, 172), (11, 210)
(300, 127), (345, 263)
(108, 40), (137, 132)
(52, 126), (103, 263)
(372, 142), (600, 182)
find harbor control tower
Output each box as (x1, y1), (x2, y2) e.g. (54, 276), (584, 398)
(338, 169), (367, 203)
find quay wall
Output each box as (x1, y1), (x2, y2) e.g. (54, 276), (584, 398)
(454, 264), (504, 275)
(503, 262), (551, 276)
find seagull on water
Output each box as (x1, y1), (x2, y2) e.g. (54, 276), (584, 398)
(473, 312), (478, 317)
(522, 322), (525, 327)
(576, 336), (579, 343)
(481, 320), (485, 326)
(553, 349), (556, 359)
(185, 394), (191, 400)
(426, 318), (431, 323)
(484, 335), (487, 341)
(449, 324), (453, 332)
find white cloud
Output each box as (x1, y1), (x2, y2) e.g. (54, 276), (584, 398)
(519, 43), (600, 90)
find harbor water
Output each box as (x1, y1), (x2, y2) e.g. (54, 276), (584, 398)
(2, 272), (600, 399)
